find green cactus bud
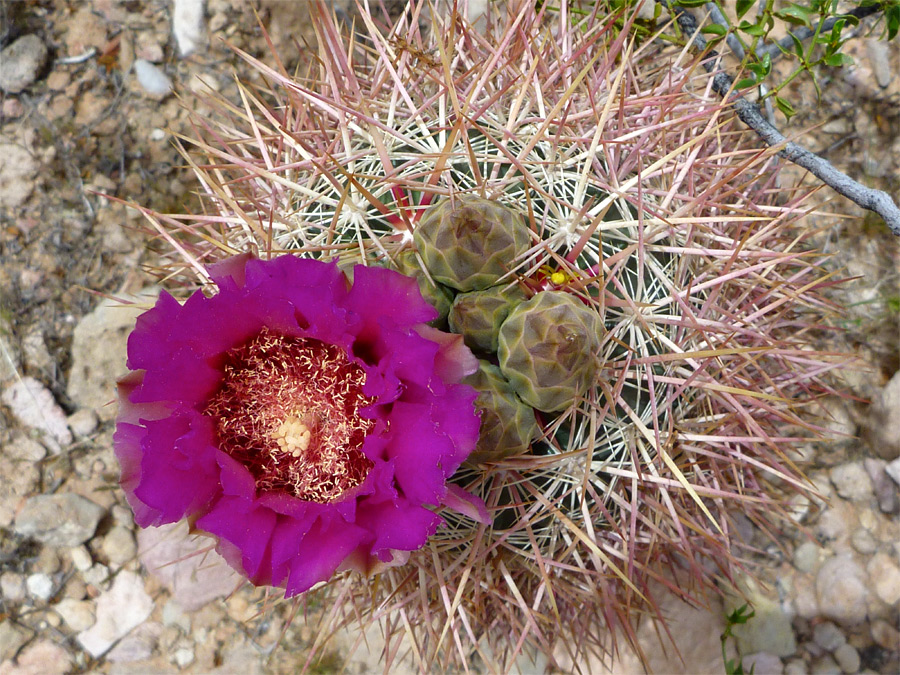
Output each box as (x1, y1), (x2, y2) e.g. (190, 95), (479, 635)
(498, 291), (601, 412)
(448, 285), (526, 353)
(413, 196), (532, 291)
(464, 361), (539, 463)
(393, 250), (455, 325)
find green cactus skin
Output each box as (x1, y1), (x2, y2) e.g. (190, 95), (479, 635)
(448, 285), (526, 353)
(413, 196), (532, 292)
(393, 250), (455, 325)
(498, 291), (601, 412)
(464, 361), (539, 463)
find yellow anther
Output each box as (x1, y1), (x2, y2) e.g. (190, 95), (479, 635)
(273, 415), (312, 457)
(550, 271), (567, 285)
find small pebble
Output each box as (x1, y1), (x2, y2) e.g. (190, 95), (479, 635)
(743, 652), (784, 674)
(813, 621), (847, 652)
(865, 39), (892, 89)
(784, 659), (809, 675)
(26, 573), (54, 601)
(867, 552), (900, 606)
(69, 545), (93, 572)
(0, 35), (48, 93)
(833, 643), (860, 674)
(55, 598), (96, 632)
(794, 541), (823, 574)
(134, 59), (173, 97)
(830, 462), (873, 502)
(174, 646), (195, 667)
(810, 655), (842, 675)
(850, 529), (878, 555)
(68, 409), (99, 437)
(870, 619), (900, 650)
(815, 556), (869, 626)
(0, 572), (26, 603)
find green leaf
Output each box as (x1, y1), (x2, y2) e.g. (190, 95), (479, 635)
(775, 96), (797, 119)
(774, 4), (813, 27)
(735, 77), (758, 89)
(701, 24), (728, 36)
(736, 0), (755, 19)
(790, 32), (805, 58)
(823, 52), (854, 67)
(738, 20), (766, 37)
(673, 0), (708, 6)
(887, 6), (900, 41)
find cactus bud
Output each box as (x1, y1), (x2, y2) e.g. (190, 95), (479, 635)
(498, 291), (601, 412)
(464, 361), (539, 463)
(413, 196), (532, 291)
(393, 250), (455, 325)
(448, 285), (526, 353)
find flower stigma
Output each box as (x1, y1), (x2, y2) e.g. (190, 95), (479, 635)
(203, 327), (375, 503)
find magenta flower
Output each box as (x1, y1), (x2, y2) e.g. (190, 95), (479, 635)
(114, 254), (485, 595)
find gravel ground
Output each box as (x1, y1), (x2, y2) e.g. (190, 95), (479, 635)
(0, 2), (898, 673)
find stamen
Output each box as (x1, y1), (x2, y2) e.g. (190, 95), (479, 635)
(203, 327), (375, 503)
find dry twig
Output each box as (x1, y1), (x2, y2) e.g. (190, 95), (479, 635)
(659, 0), (900, 235)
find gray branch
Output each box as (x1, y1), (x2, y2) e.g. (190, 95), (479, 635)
(659, 1), (900, 236)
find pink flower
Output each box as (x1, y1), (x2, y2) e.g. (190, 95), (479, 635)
(115, 254), (483, 595)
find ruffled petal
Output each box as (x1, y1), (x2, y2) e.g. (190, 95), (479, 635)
(125, 411), (221, 527)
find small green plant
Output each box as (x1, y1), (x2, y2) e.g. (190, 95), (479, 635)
(672, 0), (900, 118)
(721, 603), (757, 675)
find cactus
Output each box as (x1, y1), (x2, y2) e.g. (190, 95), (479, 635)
(413, 196), (532, 291)
(392, 250), (454, 325)
(448, 284), (525, 353)
(464, 361), (539, 463)
(498, 291), (601, 412)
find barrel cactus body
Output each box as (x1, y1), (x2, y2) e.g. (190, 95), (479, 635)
(464, 361), (539, 463)
(412, 196), (532, 291)
(448, 285), (525, 353)
(498, 291), (601, 412)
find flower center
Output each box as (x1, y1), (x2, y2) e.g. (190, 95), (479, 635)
(203, 327), (375, 503)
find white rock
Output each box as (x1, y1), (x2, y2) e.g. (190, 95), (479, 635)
(0, 34), (48, 94)
(784, 658), (809, 675)
(76, 570), (153, 658)
(885, 457), (900, 486)
(829, 462), (874, 502)
(815, 555), (869, 626)
(4, 434), (47, 461)
(55, 598), (96, 632)
(0, 572), (26, 603)
(173, 0), (206, 56)
(8, 639), (72, 675)
(812, 621), (846, 651)
(67, 409), (99, 437)
(865, 39), (892, 89)
(850, 528), (878, 555)
(82, 563), (111, 590)
(1, 377), (72, 451)
(174, 646), (195, 667)
(833, 643), (860, 674)
(810, 655), (841, 675)
(0, 619), (30, 660)
(793, 541), (823, 574)
(106, 621), (162, 663)
(138, 521), (239, 612)
(743, 652), (784, 675)
(25, 573), (54, 601)
(13, 493), (105, 547)
(133, 59), (173, 97)
(867, 552), (900, 606)
(69, 545), (93, 572)
(101, 525), (137, 567)
(866, 372), (900, 460)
